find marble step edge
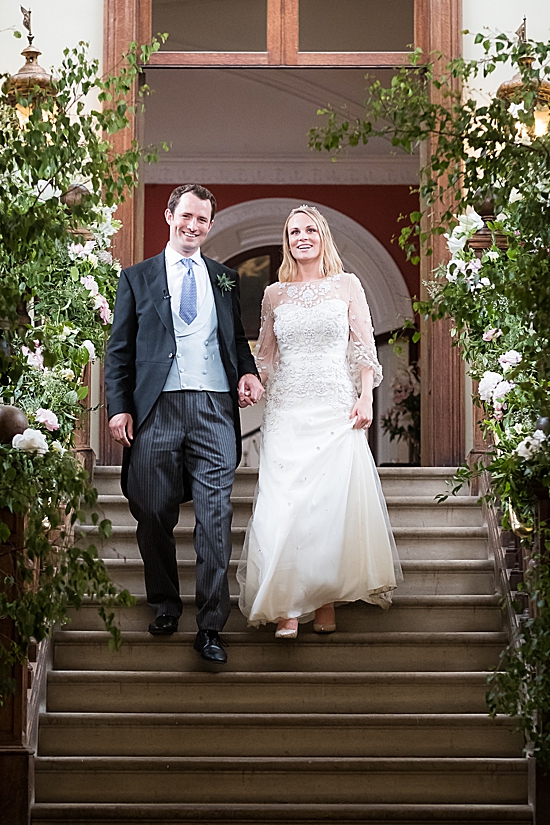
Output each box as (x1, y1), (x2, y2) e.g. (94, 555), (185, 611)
(39, 711), (518, 728)
(52, 630), (508, 645)
(100, 558), (494, 572)
(34, 755), (527, 772)
(65, 594), (502, 609)
(78, 525), (487, 538)
(47, 669), (496, 685)
(29, 802), (534, 823)
(93, 495), (480, 507)
(93, 466), (464, 478)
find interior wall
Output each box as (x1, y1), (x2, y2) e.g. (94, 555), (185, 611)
(144, 184), (420, 302)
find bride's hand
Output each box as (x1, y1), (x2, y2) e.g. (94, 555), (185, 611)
(350, 396), (373, 429)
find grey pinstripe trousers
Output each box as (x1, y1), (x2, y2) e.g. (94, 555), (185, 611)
(127, 390), (236, 630)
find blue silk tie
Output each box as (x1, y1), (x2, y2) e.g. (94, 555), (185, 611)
(179, 258), (197, 324)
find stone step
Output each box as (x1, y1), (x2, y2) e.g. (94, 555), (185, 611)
(52, 631), (508, 673)
(91, 466), (468, 499)
(33, 756), (528, 805)
(100, 558), (495, 597)
(45, 671), (495, 715)
(91, 495), (483, 529)
(38, 712), (522, 759)
(80, 525), (489, 562)
(30, 801), (534, 825)
(62, 595), (503, 634)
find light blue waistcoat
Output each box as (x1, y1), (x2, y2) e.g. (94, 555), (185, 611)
(162, 276), (230, 393)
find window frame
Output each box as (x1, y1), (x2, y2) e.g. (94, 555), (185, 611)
(146, 0), (426, 68)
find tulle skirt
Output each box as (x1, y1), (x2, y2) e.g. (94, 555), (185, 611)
(237, 396), (402, 626)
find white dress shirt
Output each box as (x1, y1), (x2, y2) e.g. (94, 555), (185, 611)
(164, 242), (210, 317)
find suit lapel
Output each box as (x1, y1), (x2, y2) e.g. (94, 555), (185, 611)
(145, 252), (174, 338)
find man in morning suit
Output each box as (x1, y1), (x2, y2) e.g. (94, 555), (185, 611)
(105, 184), (263, 664)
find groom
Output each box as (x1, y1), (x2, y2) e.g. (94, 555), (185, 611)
(105, 184), (263, 664)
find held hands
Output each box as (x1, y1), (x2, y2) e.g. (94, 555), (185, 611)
(109, 413), (134, 447)
(350, 395), (373, 430)
(238, 374), (264, 408)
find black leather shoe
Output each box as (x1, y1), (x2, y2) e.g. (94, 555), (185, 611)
(194, 630), (228, 664)
(148, 614), (178, 636)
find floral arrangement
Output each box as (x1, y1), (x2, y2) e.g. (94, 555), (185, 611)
(310, 29), (550, 764)
(381, 363), (420, 465)
(0, 36), (167, 699)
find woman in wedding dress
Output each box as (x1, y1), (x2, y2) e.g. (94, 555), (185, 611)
(237, 205), (402, 638)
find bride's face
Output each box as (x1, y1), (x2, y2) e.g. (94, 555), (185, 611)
(287, 213), (322, 266)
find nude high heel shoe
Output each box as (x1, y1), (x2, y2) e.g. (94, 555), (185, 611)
(313, 603), (336, 633)
(275, 618), (299, 639)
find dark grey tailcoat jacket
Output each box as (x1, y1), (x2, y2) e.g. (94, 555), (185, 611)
(104, 251), (258, 499)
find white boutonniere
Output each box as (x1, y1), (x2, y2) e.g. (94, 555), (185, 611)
(216, 273), (236, 293)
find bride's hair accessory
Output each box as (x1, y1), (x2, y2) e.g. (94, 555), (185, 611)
(291, 204), (320, 214)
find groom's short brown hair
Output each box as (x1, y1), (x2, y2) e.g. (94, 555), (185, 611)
(167, 184), (217, 221)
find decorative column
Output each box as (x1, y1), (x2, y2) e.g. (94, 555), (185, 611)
(419, 0), (465, 466)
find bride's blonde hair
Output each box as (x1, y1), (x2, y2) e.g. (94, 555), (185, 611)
(278, 205), (344, 283)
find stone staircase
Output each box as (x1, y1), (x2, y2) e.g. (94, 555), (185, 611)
(32, 467), (532, 824)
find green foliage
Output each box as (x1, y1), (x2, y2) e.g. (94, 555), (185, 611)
(310, 31), (550, 764)
(381, 362), (421, 464)
(487, 553), (550, 766)
(0, 38), (168, 699)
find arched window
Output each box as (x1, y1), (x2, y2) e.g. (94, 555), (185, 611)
(225, 245), (282, 340)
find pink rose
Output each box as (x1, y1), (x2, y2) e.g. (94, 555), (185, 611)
(35, 408), (59, 432)
(22, 341), (44, 369)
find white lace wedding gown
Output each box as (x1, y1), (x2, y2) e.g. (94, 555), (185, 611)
(237, 272), (402, 626)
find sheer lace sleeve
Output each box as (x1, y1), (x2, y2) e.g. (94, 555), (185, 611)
(347, 273), (383, 390)
(255, 287), (279, 384)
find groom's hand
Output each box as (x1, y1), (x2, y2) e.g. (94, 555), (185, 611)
(238, 374), (264, 408)
(109, 412), (134, 447)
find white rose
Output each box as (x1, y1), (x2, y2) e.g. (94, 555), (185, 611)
(478, 371), (502, 402)
(457, 211), (485, 234)
(445, 233), (467, 256)
(498, 350), (522, 369)
(82, 340), (96, 361)
(12, 428), (49, 455)
(493, 379), (515, 402)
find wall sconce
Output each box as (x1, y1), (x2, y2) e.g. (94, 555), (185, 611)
(496, 18), (550, 139)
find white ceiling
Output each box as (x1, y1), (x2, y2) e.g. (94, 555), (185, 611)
(143, 68), (419, 185)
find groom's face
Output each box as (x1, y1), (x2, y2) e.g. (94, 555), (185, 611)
(165, 192), (214, 257)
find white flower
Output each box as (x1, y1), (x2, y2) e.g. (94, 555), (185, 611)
(51, 440), (66, 455)
(113, 260), (122, 275)
(81, 340), (96, 361)
(22, 342), (44, 369)
(457, 211), (485, 234)
(60, 325), (73, 340)
(483, 328), (502, 342)
(81, 275), (99, 296)
(35, 408), (60, 432)
(480, 277), (491, 286)
(445, 233), (468, 256)
(492, 379), (515, 402)
(486, 249), (500, 261)
(87, 252), (98, 269)
(12, 428), (49, 455)
(59, 368), (75, 381)
(515, 428), (547, 460)
(498, 350), (522, 369)
(478, 371), (502, 402)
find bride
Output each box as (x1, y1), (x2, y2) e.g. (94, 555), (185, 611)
(237, 205), (402, 638)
